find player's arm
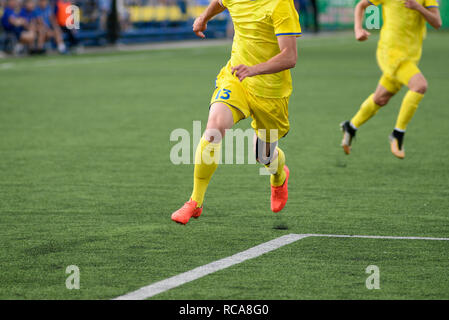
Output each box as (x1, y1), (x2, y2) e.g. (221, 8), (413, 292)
(232, 36), (297, 82)
(404, 0), (442, 29)
(354, 0), (372, 41)
(192, 0), (226, 38)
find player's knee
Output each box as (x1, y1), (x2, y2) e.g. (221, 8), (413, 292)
(206, 104), (234, 142)
(205, 118), (227, 143)
(373, 94), (390, 107)
(204, 127), (224, 143)
(411, 79), (428, 94)
(409, 74), (428, 94)
(206, 121), (226, 142)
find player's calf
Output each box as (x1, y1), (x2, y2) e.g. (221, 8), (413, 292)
(390, 73), (427, 159)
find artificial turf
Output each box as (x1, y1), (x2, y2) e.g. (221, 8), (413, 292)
(0, 32), (448, 299)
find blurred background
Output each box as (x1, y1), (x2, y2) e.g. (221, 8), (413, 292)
(1, 0), (446, 56)
(0, 0), (448, 300)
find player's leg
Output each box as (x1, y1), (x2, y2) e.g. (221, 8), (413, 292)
(390, 64), (426, 159)
(171, 102), (243, 224)
(341, 76), (399, 154)
(190, 103), (237, 206)
(250, 94), (290, 213)
(172, 64), (249, 224)
(254, 134), (289, 213)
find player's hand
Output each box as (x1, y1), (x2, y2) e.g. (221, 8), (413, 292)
(404, 0), (420, 10)
(355, 28), (371, 41)
(193, 16), (207, 38)
(16, 18), (27, 26)
(231, 64), (257, 82)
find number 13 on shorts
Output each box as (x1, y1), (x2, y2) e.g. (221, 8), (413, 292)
(215, 88), (232, 100)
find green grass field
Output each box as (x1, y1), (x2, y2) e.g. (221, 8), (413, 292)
(1, 32), (448, 300)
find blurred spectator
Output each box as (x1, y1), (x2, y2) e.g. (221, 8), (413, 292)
(100, 0), (129, 32)
(117, 0), (130, 31)
(98, 0), (110, 30)
(0, 0), (236, 54)
(297, 0), (319, 33)
(1, 0), (38, 54)
(55, 0), (79, 49)
(309, 0), (319, 33)
(35, 0), (67, 53)
(20, 0), (45, 53)
(177, 0), (187, 17)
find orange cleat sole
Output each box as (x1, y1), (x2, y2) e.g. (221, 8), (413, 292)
(271, 165), (290, 213)
(171, 200), (203, 225)
(389, 136), (405, 159)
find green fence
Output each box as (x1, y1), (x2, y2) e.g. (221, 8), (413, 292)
(441, 0), (449, 28)
(309, 0), (448, 30)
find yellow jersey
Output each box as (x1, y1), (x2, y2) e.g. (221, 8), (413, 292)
(221, 0), (302, 98)
(369, 0), (440, 63)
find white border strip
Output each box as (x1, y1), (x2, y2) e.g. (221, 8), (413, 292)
(113, 233), (449, 300)
(113, 234), (307, 300)
(305, 233), (449, 241)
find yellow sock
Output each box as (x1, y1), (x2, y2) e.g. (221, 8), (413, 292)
(395, 90), (424, 131)
(265, 147), (286, 187)
(350, 94), (382, 128)
(190, 137), (221, 207)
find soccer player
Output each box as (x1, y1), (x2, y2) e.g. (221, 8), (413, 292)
(341, 0), (442, 159)
(171, 0), (302, 224)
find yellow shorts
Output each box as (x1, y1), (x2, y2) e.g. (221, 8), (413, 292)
(210, 66), (290, 143)
(377, 49), (421, 94)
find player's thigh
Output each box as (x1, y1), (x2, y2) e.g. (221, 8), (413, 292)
(376, 75), (400, 106)
(395, 60), (426, 93)
(249, 95), (289, 143)
(208, 85), (246, 141)
(210, 69), (249, 123)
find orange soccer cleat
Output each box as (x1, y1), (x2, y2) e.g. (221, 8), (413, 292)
(389, 131), (405, 159)
(271, 165), (290, 213)
(171, 199), (203, 225)
(340, 121), (356, 155)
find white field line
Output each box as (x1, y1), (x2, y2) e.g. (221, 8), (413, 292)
(113, 233), (307, 300)
(113, 232), (449, 300)
(305, 234), (449, 241)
